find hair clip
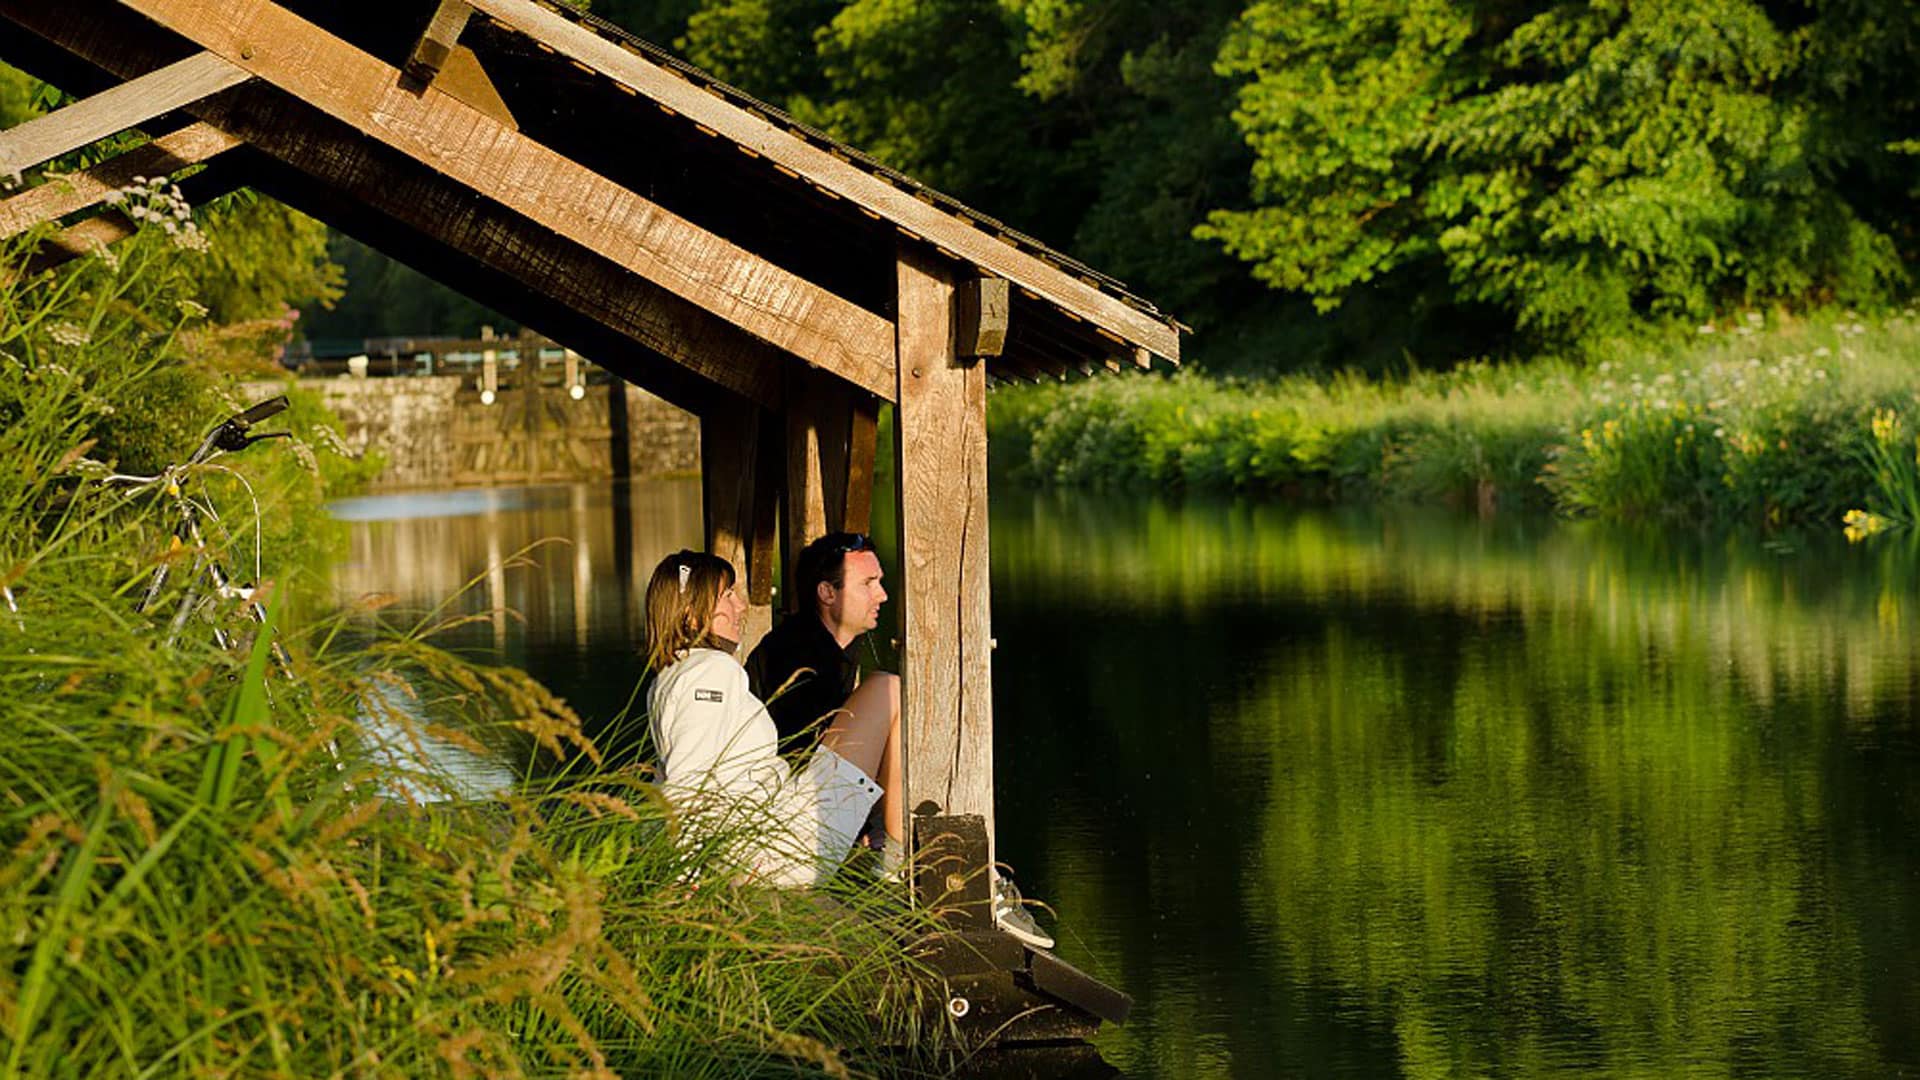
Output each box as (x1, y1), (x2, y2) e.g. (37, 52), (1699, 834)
(678, 563), (691, 593)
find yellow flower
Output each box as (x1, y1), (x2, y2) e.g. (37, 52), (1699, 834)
(1872, 408), (1899, 445)
(1843, 509), (1893, 543)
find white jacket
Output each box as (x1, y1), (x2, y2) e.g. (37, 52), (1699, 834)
(647, 647), (785, 813)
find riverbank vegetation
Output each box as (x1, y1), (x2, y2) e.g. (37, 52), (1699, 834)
(989, 308), (1920, 525)
(1, 204), (938, 1074)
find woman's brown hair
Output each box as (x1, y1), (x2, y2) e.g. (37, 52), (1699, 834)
(643, 550), (736, 671)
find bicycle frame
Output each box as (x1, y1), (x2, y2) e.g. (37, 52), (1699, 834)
(116, 396), (294, 668)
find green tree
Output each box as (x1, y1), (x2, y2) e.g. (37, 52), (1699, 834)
(1199, 0), (1917, 345)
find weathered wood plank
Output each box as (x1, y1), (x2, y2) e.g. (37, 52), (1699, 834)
(0, 51), (246, 178)
(703, 400), (779, 653)
(404, 0), (472, 84)
(113, 0), (899, 400)
(893, 241), (995, 851)
(0, 121), (239, 239)
(463, 0), (1180, 365)
(954, 275), (1009, 360)
(911, 812), (993, 929)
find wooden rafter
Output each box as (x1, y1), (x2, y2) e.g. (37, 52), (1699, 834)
(2, 0), (789, 408)
(0, 50), (245, 178)
(462, 0), (1180, 365)
(0, 121), (239, 240)
(111, 0), (899, 401)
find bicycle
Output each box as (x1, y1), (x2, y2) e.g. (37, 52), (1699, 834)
(102, 394), (294, 668)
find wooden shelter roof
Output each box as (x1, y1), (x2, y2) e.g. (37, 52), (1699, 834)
(0, 0), (1184, 410)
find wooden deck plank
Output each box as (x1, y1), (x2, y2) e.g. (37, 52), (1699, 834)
(463, 0), (1179, 365)
(112, 0), (899, 401)
(0, 50), (247, 178)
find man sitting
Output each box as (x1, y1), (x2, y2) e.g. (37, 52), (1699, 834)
(744, 531), (1055, 949)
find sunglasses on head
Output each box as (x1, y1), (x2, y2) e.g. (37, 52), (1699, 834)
(833, 533), (873, 554)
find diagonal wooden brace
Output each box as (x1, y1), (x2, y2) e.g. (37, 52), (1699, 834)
(0, 51), (247, 179)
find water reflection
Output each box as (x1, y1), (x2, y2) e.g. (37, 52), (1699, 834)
(990, 492), (1920, 1079)
(329, 478), (703, 745)
(324, 482), (1920, 1077)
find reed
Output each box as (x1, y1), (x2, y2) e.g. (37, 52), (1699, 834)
(1, 219), (944, 1077)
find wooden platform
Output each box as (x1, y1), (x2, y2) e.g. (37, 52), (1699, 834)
(909, 812), (1131, 1048)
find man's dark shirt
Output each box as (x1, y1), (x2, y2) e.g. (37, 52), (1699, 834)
(743, 613), (859, 747)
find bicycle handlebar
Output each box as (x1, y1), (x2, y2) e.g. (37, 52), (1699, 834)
(237, 396), (290, 426)
(192, 395), (292, 462)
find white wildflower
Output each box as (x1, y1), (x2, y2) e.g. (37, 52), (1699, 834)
(47, 321), (91, 347)
(1698, 324), (1716, 334)
(176, 299), (209, 319)
(1814, 346), (1832, 358)
(1744, 312), (1764, 326)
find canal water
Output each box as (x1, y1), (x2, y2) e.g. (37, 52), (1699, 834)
(328, 479), (1920, 1079)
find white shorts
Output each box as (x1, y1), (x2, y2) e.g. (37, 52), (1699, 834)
(752, 746), (883, 888)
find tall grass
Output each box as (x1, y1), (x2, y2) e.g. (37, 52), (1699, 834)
(991, 307), (1920, 526)
(2, 212), (944, 1075)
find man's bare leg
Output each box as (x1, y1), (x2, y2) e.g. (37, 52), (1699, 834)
(819, 672), (904, 841)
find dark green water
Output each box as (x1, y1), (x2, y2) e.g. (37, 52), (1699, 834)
(330, 480), (1920, 1078)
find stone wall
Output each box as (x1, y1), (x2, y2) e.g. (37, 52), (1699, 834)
(255, 377), (699, 490)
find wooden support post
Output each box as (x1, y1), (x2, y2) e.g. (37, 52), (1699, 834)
(893, 241), (995, 863)
(782, 367), (880, 609)
(702, 400), (779, 653)
(607, 380), (631, 480)
(0, 121), (239, 240)
(0, 51), (247, 178)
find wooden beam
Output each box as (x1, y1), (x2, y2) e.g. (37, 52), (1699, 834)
(463, 0), (1181, 365)
(0, 2), (792, 409)
(954, 276), (1009, 360)
(0, 51), (246, 178)
(781, 366), (879, 609)
(703, 399), (780, 653)
(404, 0), (472, 84)
(893, 241), (994, 856)
(112, 0), (899, 401)
(0, 121), (239, 239)
(243, 147), (760, 414)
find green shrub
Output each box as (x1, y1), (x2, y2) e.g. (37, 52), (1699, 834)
(991, 307), (1920, 526)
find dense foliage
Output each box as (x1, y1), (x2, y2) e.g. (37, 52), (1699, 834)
(990, 307), (1920, 525)
(591, 0), (1915, 365)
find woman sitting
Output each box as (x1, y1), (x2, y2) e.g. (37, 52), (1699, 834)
(644, 549), (902, 886)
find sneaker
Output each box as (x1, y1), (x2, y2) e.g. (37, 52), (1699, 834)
(992, 873), (1055, 950)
